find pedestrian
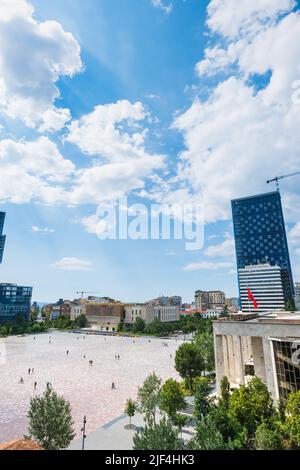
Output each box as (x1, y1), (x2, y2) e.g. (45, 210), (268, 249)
(66, 350), (69, 355)
(34, 381), (37, 390)
(28, 368), (31, 375)
(32, 368), (35, 374)
(19, 377), (24, 384)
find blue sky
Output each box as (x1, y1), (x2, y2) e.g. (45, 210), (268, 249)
(1, 0), (300, 303)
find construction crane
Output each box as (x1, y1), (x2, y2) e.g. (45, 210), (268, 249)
(76, 291), (102, 300)
(266, 171), (300, 191)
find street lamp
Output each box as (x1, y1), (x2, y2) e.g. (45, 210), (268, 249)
(81, 415), (87, 450)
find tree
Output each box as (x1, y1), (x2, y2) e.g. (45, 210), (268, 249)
(284, 391), (300, 448)
(125, 399), (137, 429)
(255, 422), (284, 450)
(229, 377), (275, 436)
(208, 403), (248, 449)
(27, 388), (75, 450)
(189, 414), (229, 450)
(194, 330), (215, 374)
(175, 343), (205, 392)
(133, 417), (182, 450)
(137, 373), (162, 426)
(132, 317), (145, 333)
(74, 314), (87, 328)
(220, 376), (230, 410)
(194, 378), (213, 421)
(173, 413), (188, 441)
(159, 379), (186, 419)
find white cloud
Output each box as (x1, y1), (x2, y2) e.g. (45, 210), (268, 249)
(205, 237), (235, 257)
(66, 100), (152, 162)
(151, 0), (173, 14)
(32, 226), (55, 234)
(183, 261), (233, 271)
(65, 100), (165, 207)
(206, 0), (295, 38)
(289, 222), (300, 243)
(51, 257), (92, 271)
(0, 0), (82, 130)
(0, 136), (74, 203)
(172, 3), (300, 224)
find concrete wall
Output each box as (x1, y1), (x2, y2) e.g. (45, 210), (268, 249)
(213, 319), (300, 399)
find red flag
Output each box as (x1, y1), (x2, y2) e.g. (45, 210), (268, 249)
(247, 288), (258, 310)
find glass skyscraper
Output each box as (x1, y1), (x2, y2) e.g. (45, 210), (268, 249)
(0, 284), (33, 323)
(0, 212), (33, 323)
(0, 212), (6, 264)
(231, 191), (294, 307)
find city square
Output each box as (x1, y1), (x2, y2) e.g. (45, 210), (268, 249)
(0, 332), (182, 443)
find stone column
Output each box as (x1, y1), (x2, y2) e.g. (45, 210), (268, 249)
(262, 338), (278, 400)
(215, 334), (225, 396)
(235, 335), (245, 385)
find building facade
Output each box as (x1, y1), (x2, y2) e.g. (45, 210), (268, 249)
(70, 302), (125, 330)
(239, 263), (286, 313)
(153, 305), (180, 322)
(0, 283), (32, 323)
(213, 312), (300, 401)
(0, 212), (6, 264)
(195, 290), (225, 310)
(124, 304), (180, 324)
(232, 191), (294, 307)
(124, 304), (156, 325)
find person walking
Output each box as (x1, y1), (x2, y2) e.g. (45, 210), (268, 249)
(34, 381), (37, 390)
(28, 368), (31, 375)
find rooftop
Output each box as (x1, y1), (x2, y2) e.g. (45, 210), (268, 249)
(215, 311), (300, 325)
(0, 439), (43, 451)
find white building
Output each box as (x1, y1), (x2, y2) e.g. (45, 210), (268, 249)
(70, 304), (84, 320)
(124, 304), (180, 324)
(201, 309), (222, 319)
(124, 304), (156, 325)
(153, 305), (180, 322)
(239, 264), (285, 313)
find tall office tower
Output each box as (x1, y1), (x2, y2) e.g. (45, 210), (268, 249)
(232, 191), (294, 308)
(0, 212), (6, 264)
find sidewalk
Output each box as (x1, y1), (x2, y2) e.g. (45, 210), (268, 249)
(68, 413), (146, 450)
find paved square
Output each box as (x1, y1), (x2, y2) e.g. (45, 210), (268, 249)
(0, 332), (182, 443)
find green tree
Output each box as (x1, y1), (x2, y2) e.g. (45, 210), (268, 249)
(133, 417), (182, 450)
(195, 330), (215, 374)
(125, 398), (137, 429)
(172, 413), (188, 441)
(189, 414), (229, 450)
(132, 317), (145, 333)
(220, 376), (230, 409)
(159, 379), (186, 419)
(255, 422), (284, 450)
(194, 378), (213, 421)
(137, 373), (162, 426)
(175, 342), (205, 392)
(27, 388), (75, 450)
(229, 377), (275, 436)
(284, 391), (300, 448)
(74, 313), (87, 328)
